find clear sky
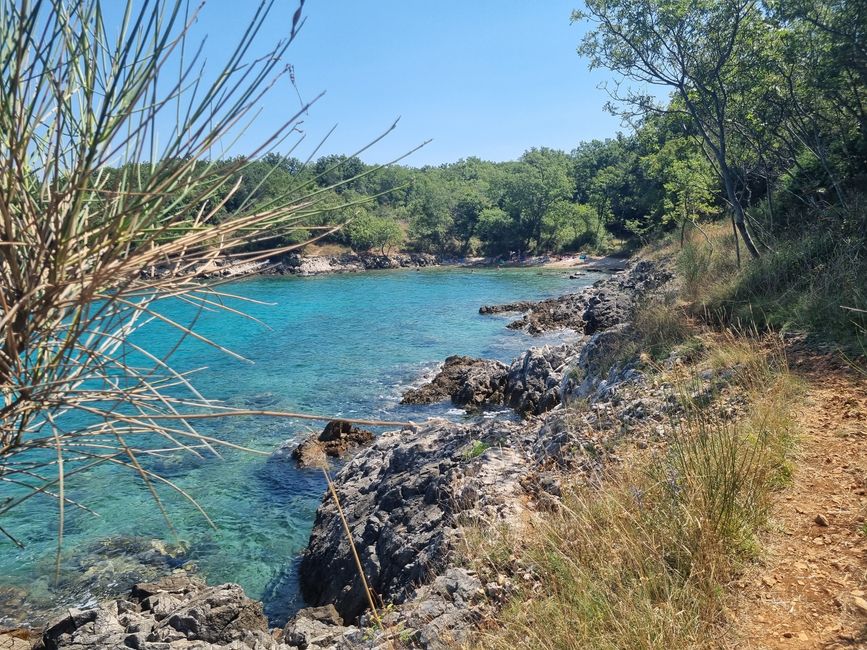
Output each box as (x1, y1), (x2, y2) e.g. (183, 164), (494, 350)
(178, 1), (626, 166)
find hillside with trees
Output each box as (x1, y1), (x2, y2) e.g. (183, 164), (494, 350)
(147, 0), (867, 344)
(98, 0), (864, 345)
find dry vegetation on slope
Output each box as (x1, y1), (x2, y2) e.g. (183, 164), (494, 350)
(463, 228), (866, 650)
(467, 333), (802, 649)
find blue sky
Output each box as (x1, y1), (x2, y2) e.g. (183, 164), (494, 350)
(173, 1), (627, 166)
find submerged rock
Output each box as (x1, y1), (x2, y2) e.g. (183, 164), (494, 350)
(401, 356), (508, 408)
(1, 537), (195, 631)
(287, 420), (375, 468)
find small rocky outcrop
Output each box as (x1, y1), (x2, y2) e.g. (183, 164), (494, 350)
(503, 344), (579, 416)
(1, 537), (194, 631)
(559, 324), (638, 402)
(36, 576), (283, 649)
(402, 346), (581, 420)
(477, 300), (535, 316)
(278, 252), (440, 276)
(502, 292), (591, 334)
(377, 568), (485, 650)
(298, 419), (531, 623)
(401, 356), (508, 408)
(0, 630), (34, 650)
(480, 259), (673, 335)
(281, 605), (360, 649)
(145, 252), (443, 280)
(285, 420), (375, 468)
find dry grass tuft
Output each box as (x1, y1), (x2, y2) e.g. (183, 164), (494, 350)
(468, 336), (800, 650)
(674, 217), (867, 350)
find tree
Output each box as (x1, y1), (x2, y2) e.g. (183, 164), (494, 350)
(345, 211), (404, 254)
(451, 193), (490, 256)
(577, 0), (764, 259)
(407, 175), (457, 255)
(499, 148), (575, 253)
(645, 130), (720, 245)
(313, 155), (369, 192)
(475, 207), (522, 257)
(539, 200), (593, 251)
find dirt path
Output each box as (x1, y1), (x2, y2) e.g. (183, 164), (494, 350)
(736, 351), (867, 648)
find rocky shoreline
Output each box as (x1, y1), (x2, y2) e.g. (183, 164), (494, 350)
(6, 258), (678, 649)
(147, 251), (626, 280)
(146, 252), (443, 280)
(479, 258), (672, 335)
(288, 259), (676, 648)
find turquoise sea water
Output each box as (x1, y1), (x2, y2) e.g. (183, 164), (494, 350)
(0, 267), (594, 625)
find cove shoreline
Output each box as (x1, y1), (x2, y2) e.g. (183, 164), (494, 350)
(6, 257), (674, 649)
(159, 250), (628, 280)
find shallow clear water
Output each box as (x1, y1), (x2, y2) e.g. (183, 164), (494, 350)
(0, 267), (594, 625)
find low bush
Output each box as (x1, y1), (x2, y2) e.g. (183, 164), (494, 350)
(676, 206), (867, 351)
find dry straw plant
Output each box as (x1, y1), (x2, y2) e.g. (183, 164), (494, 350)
(469, 334), (800, 650)
(0, 0), (410, 554)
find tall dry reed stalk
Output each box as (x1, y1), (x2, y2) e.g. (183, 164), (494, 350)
(0, 0), (414, 551)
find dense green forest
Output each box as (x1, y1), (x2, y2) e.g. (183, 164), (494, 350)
(104, 141), (655, 258)
(106, 1), (864, 270)
(100, 0), (864, 342)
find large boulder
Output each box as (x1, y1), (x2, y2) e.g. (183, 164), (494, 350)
(504, 344), (579, 415)
(38, 576), (283, 649)
(298, 419), (530, 623)
(401, 356), (508, 408)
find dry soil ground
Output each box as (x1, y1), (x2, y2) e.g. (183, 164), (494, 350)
(737, 349), (867, 649)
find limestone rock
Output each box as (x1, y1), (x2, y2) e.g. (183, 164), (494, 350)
(298, 419), (529, 623)
(38, 576), (284, 650)
(379, 568), (484, 650)
(504, 344), (578, 415)
(401, 356), (508, 408)
(279, 253), (440, 276)
(282, 606), (360, 649)
(284, 421), (375, 468)
(0, 630), (33, 650)
(481, 259), (673, 335)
